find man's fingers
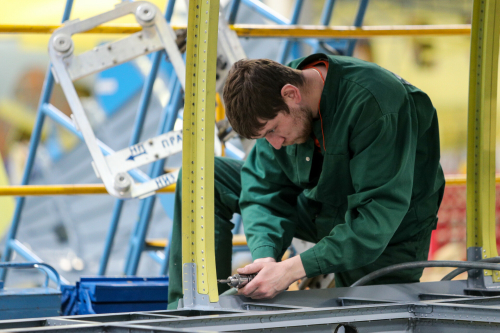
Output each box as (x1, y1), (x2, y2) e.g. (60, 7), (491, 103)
(248, 288), (276, 300)
(238, 283), (258, 297)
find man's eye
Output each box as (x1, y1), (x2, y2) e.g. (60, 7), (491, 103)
(270, 129), (275, 133)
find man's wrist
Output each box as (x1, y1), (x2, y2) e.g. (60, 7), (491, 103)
(254, 257), (276, 264)
(283, 255), (306, 282)
(251, 245), (277, 261)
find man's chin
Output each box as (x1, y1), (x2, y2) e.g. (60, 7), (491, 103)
(294, 137), (309, 145)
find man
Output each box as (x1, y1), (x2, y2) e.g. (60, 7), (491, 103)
(167, 53), (444, 308)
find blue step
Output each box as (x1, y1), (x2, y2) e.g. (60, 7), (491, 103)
(0, 287), (61, 320)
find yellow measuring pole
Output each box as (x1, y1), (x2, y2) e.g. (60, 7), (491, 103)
(182, 0), (220, 303)
(466, 0), (500, 281)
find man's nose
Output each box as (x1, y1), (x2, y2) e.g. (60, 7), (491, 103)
(266, 134), (284, 150)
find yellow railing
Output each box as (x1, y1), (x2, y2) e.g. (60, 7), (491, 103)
(0, 24), (471, 38)
(0, 175), (497, 196)
(230, 24), (471, 38)
(0, 184), (175, 196)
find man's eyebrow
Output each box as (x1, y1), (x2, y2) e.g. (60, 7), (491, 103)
(252, 123), (270, 139)
(256, 126), (275, 139)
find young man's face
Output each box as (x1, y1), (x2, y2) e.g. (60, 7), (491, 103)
(255, 105), (313, 150)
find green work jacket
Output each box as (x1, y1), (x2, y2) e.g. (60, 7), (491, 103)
(239, 54), (445, 278)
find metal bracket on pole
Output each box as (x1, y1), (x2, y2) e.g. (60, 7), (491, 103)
(179, 263), (221, 309)
(467, 247), (487, 289)
(48, 1), (185, 199)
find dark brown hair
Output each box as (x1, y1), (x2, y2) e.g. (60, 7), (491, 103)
(222, 59), (305, 139)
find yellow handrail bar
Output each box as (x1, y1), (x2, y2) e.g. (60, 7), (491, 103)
(0, 184), (175, 196)
(230, 24), (471, 38)
(0, 174), (495, 196)
(0, 24), (471, 38)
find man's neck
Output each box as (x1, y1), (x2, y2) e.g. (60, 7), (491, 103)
(301, 66), (327, 119)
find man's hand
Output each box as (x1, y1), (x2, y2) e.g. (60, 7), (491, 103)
(236, 256), (306, 299)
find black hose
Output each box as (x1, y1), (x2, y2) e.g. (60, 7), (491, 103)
(440, 257), (500, 281)
(350, 260), (500, 287)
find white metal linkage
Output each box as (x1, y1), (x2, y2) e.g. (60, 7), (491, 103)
(48, 1), (185, 199)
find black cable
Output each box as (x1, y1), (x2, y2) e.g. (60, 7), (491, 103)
(350, 260), (500, 287)
(441, 257), (500, 281)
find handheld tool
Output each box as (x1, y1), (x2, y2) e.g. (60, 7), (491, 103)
(217, 273), (256, 288)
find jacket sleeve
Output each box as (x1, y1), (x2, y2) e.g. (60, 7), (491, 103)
(240, 140), (303, 261)
(300, 101), (418, 277)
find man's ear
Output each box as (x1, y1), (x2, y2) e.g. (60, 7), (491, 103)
(281, 84), (302, 104)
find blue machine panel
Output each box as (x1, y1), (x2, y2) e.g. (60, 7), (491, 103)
(62, 277), (169, 315)
(0, 288), (61, 320)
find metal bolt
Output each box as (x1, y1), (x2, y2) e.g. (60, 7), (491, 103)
(114, 173), (131, 192)
(136, 4), (156, 22)
(53, 34), (72, 53)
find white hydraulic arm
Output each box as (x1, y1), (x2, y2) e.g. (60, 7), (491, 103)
(48, 1), (185, 199)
